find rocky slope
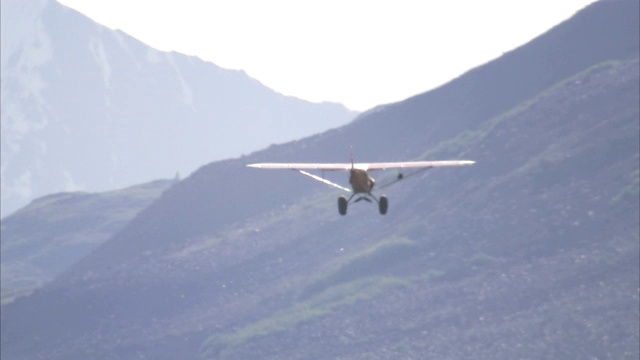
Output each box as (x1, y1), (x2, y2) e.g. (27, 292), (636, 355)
(1, 1), (638, 359)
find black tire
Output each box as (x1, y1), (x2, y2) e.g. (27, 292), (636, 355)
(338, 196), (348, 215)
(378, 196), (388, 215)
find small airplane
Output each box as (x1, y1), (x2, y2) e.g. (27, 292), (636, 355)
(247, 157), (475, 215)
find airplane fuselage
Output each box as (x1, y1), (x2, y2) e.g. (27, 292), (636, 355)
(349, 169), (375, 193)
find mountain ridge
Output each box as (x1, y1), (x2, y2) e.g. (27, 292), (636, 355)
(0, 178), (178, 304)
(1, 0), (357, 217)
(65, 0), (639, 271)
(1, 1), (638, 358)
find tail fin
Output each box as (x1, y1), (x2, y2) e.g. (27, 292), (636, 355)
(350, 147), (354, 170)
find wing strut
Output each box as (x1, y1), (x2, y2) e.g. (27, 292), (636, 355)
(297, 170), (352, 192)
(376, 167), (433, 190)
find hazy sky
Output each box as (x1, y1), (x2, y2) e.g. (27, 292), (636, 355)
(57, 0), (595, 111)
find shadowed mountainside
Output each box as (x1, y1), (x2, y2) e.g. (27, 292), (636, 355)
(1, 1), (638, 359)
(0, 178), (178, 304)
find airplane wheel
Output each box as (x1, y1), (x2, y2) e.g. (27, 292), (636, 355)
(338, 196), (348, 215)
(379, 196), (388, 215)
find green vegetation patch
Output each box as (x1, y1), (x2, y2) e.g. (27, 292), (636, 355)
(469, 252), (499, 267)
(300, 237), (419, 299)
(200, 237), (419, 357)
(611, 169), (640, 205)
(201, 276), (409, 358)
(418, 60), (625, 161)
(1, 179), (177, 304)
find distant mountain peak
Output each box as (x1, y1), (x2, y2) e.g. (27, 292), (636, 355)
(1, 1), (638, 359)
(0, 0), (358, 217)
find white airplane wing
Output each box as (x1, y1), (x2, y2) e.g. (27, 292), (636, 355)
(247, 160), (475, 171)
(363, 160), (475, 170)
(246, 163), (352, 170)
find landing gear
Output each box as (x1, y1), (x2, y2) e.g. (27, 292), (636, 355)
(338, 195), (348, 215)
(337, 194), (388, 215)
(378, 195), (388, 215)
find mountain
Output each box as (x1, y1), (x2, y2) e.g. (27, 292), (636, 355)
(0, 178), (177, 305)
(0, 0), (358, 218)
(1, 1), (638, 359)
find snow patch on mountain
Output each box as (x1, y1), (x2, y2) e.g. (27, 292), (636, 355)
(0, 0), (358, 218)
(146, 48), (164, 64)
(89, 38), (112, 89)
(167, 53), (194, 106)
